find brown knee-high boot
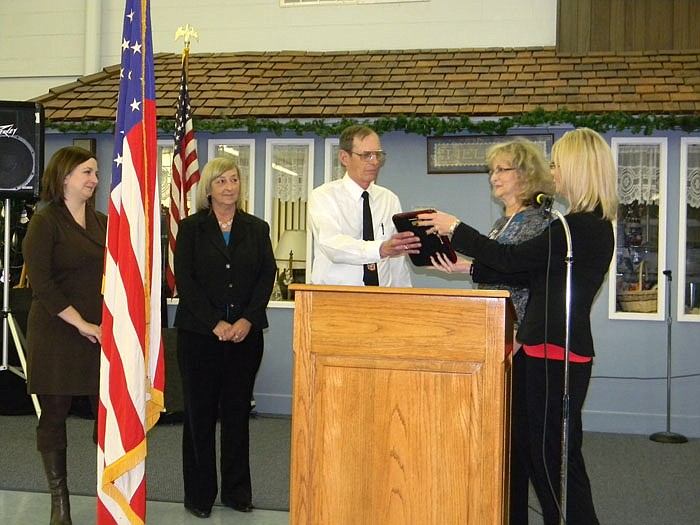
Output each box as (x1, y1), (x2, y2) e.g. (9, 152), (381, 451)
(41, 449), (72, 525)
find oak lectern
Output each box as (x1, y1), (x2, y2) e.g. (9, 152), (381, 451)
(289, 285), (514, 524)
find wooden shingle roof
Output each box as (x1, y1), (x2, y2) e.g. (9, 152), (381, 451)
(32, 47), (700, 123)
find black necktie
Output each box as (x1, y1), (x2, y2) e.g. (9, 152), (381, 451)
(362, 191), (379, 286)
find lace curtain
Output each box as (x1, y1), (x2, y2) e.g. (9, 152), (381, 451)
(330, 144), (344, 181)
(271, 144), (309, 245)
(214, 143), (251, 210)
(687, 143), (700, 209)
(617, 144), (660, 205)
(274, 145), (308, 202)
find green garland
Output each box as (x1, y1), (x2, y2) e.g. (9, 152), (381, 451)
(48, 107), (700, 137)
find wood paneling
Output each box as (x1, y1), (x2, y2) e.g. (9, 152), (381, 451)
(289, 286), (514, 524)
(558, 0), (700, 53)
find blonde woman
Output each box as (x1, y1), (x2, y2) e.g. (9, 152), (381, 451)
(419, 128), (618, 525)
(432, 139), (555, 332)
(174, 157), (276, 518)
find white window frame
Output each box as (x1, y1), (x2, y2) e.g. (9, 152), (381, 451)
(265, 139), (315, 304)
(608, 137), (668, 321)
(678, 137), (700, 322)
(324, 137), (343, 183)
(156, 139), (174, 209)
(208, 139), (256, 214)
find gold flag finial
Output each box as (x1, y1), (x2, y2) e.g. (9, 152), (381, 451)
(174, 24), (199, 51)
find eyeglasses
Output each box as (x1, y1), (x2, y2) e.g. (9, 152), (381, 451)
(350, 150), (387, 164)
(488, 167), (517, 176)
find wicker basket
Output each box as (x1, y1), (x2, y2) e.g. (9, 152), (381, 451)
(618, 261), (657, 313)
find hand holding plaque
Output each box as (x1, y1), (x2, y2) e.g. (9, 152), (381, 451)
(392, 209), (457, 267)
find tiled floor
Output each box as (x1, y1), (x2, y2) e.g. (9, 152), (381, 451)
(0, 490), (289, 525)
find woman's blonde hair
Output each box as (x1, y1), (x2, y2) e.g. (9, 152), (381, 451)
(485, 139), (555, 206)
(195, 156), (241, 210)
(551, 128), (618, 220)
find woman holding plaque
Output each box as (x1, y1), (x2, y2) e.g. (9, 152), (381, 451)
(430, 139), (554, 332)
(419, 128), (618, 525)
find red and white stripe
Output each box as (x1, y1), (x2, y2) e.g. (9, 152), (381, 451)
(97, 1), (164, 523)
(167, 51), (200, 297)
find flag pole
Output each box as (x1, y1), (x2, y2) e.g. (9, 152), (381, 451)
(174, 25), (198, 138)
(174, 23), (198, 209)
(98, 1), (164, 522)
(167, 24), (200, 298)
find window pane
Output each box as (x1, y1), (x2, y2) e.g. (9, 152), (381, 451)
(157, 143), (174, 294)
(158, 145), (173, 208)
(270, 143), (309, 243)
(683, 142), (700, 316)
(614, 142), (663, 316)
(214, 143), (252, 213)
(325, 138), (344, 182)
(266, 140), (313, 300)
(330, 143), (343, 181)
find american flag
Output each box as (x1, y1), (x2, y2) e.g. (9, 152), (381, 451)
(97, 1), (164, 523)
(167, 49), (200, 297)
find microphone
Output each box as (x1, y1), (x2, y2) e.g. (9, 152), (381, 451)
(535, 192), (554, 208)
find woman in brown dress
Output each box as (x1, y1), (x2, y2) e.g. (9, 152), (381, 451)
(23, 146), (106, 525)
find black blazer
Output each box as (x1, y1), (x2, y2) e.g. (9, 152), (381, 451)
(174, 209), (277, 336)
(451, 207), (614, 357)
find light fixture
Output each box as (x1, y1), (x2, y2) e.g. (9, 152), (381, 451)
(271, 163), (299, 177)
(221, 146), (240, 157)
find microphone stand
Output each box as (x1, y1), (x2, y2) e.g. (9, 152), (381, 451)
(649, 270), (687, 444)
(542, 201), (573, 525)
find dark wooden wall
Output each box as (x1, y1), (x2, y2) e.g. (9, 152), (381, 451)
(557, 0), (700, 53)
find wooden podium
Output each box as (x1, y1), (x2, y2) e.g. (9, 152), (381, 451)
(289, 285), (514, 524)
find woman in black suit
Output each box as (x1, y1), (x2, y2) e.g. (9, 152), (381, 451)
(174, 157), (276, 518)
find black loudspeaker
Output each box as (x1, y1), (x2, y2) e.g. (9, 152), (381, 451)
(0, 101), (44, 200)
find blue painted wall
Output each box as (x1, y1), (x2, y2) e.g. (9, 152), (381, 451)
(42, 127), (700, 437)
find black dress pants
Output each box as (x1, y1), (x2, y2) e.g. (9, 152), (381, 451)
(177, 328), (263, 511)
(509, 350), (599, 525)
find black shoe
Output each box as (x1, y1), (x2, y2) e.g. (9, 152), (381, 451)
(184, 504), (211, 519)
(223, 500), (254, 513)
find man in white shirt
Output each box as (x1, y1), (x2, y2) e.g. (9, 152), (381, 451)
(308, 125), (420, 286)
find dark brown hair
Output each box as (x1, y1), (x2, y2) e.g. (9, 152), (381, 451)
(40, 146), (97, 204)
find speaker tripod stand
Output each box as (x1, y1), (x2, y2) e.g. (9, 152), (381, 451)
(0, 197), (40, 418)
